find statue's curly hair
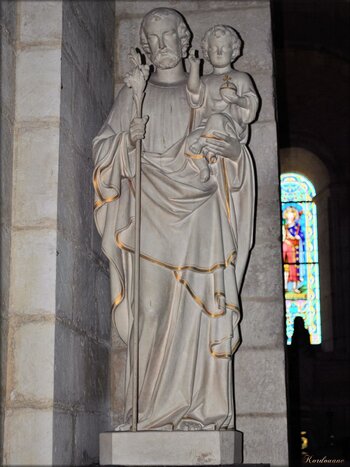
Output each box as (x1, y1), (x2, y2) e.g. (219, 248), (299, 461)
(201, 25), (242, 62)
(140, 8), (191, 58)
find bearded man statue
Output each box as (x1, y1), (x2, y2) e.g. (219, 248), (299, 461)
(93, 7), (256, 432)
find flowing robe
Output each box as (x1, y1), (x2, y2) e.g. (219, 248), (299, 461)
(93, 79), (255, 431)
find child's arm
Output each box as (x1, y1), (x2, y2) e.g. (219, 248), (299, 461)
(186, 49), (207, 109)
(225, 92), (250, 109)
(187, 49), (201, 95)
(221, 73), (259, 123)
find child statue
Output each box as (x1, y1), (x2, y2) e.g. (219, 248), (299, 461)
(186, 25), (259, 182)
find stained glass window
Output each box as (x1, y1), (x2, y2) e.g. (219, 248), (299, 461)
(280, 173), (321, 345)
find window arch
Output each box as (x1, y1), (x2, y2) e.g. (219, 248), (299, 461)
(281, 172), (321, 345)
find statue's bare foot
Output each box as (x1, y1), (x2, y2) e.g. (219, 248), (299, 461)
(200, 166), (210, 182)
(114, 423), (131, 431)
(177, 419), (204, 431)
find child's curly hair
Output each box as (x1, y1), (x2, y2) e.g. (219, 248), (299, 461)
(201, 25), (242, 63)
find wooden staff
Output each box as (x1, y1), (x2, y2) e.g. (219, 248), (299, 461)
(124, 48), (149, 432)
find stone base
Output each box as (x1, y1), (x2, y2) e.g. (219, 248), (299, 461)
(100, 431), (243, 466)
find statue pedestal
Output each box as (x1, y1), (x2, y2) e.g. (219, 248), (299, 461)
(100, 430), (243, 465)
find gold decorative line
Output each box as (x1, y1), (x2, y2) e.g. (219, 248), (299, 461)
(185, 151), (205, 160)
(201, 133), (224, 141)
(115, 229), (236, 274)
(94, 194), (120, 210)
(214, 291), (240, 313)
(209, 336), (240, 359)
(93, 165), (120, 207)
(94, 199), (104, 209)
(209, 336), (231, 359)
(174, 271), (240, 319)
(174, 271), (225, 318)
(221, 158), (231, 221)
(93, 166), (104, 200)
(214, 291), (225, 298)
(210, 350), (230, 359)
(128, 178), (135, 197)
(111, 289), (124, 311)
(226, 303), (240, 312)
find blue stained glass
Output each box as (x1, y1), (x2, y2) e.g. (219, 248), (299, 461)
(280, 173), (321, 345)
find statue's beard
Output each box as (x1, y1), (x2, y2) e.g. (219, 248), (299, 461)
(151, 49), (182, 69)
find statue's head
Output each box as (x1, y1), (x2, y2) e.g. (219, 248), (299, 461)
(140, 8), (191, 69)
(201, 25), (242, 67)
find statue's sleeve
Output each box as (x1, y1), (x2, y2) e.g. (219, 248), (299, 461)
(222, 145), (256, 291)
(92, 86), (135, 341)
(186, 81), (206, 109)
(92, 86), (135, 218)
(236, 73), (259, 125)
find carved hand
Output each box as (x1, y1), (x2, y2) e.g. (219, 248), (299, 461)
(188, 48), (200, 69)
(128, 116), (149, 148)
(124, 66), (149, 101)
(204, 131), (241, 161)
(220, 87), (239, 104)
(124, 48), (150, 116)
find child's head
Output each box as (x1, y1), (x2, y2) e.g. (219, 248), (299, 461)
(201, 25), (241, 67)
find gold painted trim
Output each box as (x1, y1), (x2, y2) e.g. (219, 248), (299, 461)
(201, 133), (224, 141)
(209, 336), (240, 359)
(221, 158), (231, 221)
(115, 228), (236, 273)
(93, 165), (120, 209)
(214, 291), (225, 298)
(174, 271), (240, 318)
(111, 289), (124, 311)
(185, 151), (205, 160)
(174, 271), (225, 318)
(214, 292), (240, 313)
(94, 194), (120, 209)
(128, 178), (136, 197)
(226, 303), (240, 312)
(93, 166), (104, 201)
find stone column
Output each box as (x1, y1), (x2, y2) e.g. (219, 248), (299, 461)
(53, 1), (115, 464)
(0, 0), (16, 461)
(2, 2), (63, 464)
(1, 1), (115, 465)
(113, 1), (288, 465)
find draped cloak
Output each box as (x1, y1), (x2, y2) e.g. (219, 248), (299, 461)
(92, 79), (255, 431)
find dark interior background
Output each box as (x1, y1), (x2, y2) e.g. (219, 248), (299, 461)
(271, 0), (350, 464)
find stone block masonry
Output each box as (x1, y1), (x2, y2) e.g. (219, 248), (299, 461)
(1, 1), (115, 465)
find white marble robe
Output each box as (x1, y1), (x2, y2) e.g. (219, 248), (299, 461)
(92, 79), (255, 431)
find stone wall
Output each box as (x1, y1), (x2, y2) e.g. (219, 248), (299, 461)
(1, 1), (115, 465)
(1, 2), (63, 464)
(53, 1), (115, 464)
(113, 1), (288, 464)
(0, 0), (16, 461)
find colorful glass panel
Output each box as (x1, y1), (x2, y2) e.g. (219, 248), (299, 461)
(280, 173), (321, 345)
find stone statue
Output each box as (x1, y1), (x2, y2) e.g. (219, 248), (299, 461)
(93, 7), (257, 433)
(186, 25), (259, 182)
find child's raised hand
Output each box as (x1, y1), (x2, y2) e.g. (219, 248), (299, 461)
(188, 49), (201, 69)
